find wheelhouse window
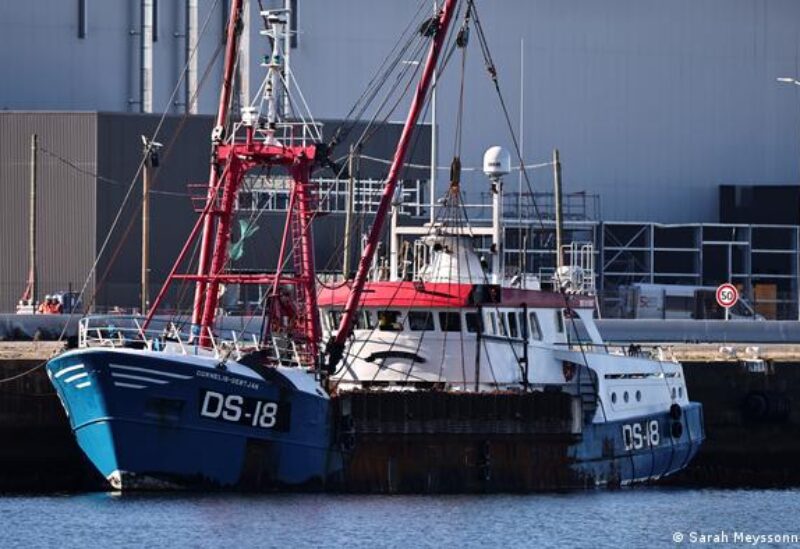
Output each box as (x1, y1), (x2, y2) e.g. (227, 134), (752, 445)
(555, 310), (564, 333)
(357, 310), (373, 330)
(327, 309), (372, 330)
(498, 312), (508, 336)
(487, 312), (498, 335)
(439, 312), (461, 332)
(465, 312), (481, 333)
(408, 311), (434, 331)
(508, 312), (519, 338)
(377, 310), (403, 331)
(528, 312), (542, 340)
(328, 310), (343, 330)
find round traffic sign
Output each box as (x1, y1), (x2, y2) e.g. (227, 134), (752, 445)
(716, 283), (739, 309)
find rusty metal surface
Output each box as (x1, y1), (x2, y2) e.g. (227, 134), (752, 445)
(338, 390), (577, 435)
(332, 391), (581, 493)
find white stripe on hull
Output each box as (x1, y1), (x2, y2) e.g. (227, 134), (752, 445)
(114, 382), (147, 389)
(111, 372), (169, 385)
(109, 363), (192, 380)
(64, 372), (89, 384)
(55, 364), (84, 378)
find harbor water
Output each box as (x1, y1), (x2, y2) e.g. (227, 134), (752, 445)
(2, 488), (799, 548)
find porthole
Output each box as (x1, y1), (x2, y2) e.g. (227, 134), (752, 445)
(671, 387), (677, 399)
(635, 390), (641, 402)
(678, 387), (683, 398)
(623, 391), (629, 403)
(611, 392), (617, 404)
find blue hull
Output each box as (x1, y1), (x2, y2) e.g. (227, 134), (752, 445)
(571, 404), (704, 487)
(48, 349), (704, 491)
(47, 349), (338, 490)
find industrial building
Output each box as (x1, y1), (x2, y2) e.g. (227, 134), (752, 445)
(2, 1), (800, 317)
(0, 112), (431, 312)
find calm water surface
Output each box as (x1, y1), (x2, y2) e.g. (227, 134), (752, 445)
(2, 488), (799, 548)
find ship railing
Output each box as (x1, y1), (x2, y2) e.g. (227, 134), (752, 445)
(553, 341), (677, 363)
(228, 119), (324, 148)
(77, 315), (267, 361)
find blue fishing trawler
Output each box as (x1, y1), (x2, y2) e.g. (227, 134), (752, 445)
(47, 326), (333, 489)
(47, 0), (340, 490)
(48, 0), (703, 491)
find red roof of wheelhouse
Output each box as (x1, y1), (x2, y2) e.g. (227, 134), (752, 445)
(316, 281), (596, 310)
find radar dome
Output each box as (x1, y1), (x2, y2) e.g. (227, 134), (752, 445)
(483, 146), (511, 178)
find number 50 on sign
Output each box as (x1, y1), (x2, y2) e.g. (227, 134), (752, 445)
(716, 283), (739, 309)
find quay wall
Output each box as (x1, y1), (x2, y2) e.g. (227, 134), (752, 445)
(2, 342), (800, 491)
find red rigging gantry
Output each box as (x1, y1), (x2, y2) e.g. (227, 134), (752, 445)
(145, 0), (321, 363)
(146, 0), (460, 371)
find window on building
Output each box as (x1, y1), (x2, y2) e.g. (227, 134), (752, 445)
(465, 312), (481, 333)
(237, 192), (253, 210)
(439, 312), (461, 332)
(78, 0), (87, 39)
(408, 311), (434, 331)
(665, 295), (694, 312)
(377, 310), (403, 331)
(528, 312), (542, 340)
(153, 0), (159, 42)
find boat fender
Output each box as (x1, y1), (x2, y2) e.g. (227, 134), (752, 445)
(670, 421), (683, 439)
(742, 391), (791, 422)
(669, 403), (682, 420)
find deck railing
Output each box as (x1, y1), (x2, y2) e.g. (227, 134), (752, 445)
(77, 315), (307, 366)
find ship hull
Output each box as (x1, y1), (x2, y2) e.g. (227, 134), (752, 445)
(47, 350), (702, 492)
(572, 403), (704, 487)
(331, 391), (704, 492)
(47, 348), (337, 491)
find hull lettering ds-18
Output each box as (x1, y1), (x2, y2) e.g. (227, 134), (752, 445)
(200, 390), (279, 428)
(622, 420), (660, 451)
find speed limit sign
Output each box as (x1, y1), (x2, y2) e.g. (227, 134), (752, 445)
(716, 283), (739, 309)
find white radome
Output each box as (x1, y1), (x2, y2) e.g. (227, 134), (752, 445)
(482, 145), (511, 178)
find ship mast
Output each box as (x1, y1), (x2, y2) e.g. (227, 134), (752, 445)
(191, 0), (245, 331)
(146, 2), (321, 363)
(326, 0), (460, 370)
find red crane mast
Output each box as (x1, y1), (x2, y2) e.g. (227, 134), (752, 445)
(325, 0), (460, 371)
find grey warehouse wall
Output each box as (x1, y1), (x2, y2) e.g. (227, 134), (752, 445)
(0, 113), (98, 312)
(3, 1), (800, 224)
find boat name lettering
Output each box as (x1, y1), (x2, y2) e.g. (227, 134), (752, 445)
(199, 389), (289, 431)
(195, 369), (260, 390)
(622, 420), (660, 451)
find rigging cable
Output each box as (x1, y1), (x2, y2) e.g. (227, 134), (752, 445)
(466, 0), (545, 232)
(0, 0), (225, 383)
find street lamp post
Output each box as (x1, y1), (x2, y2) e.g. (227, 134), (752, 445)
(777, 77), (800, 320)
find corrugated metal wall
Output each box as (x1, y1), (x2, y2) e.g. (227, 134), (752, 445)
(0, 112), (427, 313)
(0, 113), (97, 312)
(95, 113), (215, 310)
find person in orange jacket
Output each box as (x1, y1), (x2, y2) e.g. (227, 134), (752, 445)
(37, 295), (51, 314)
(38, 295), (63, 314)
